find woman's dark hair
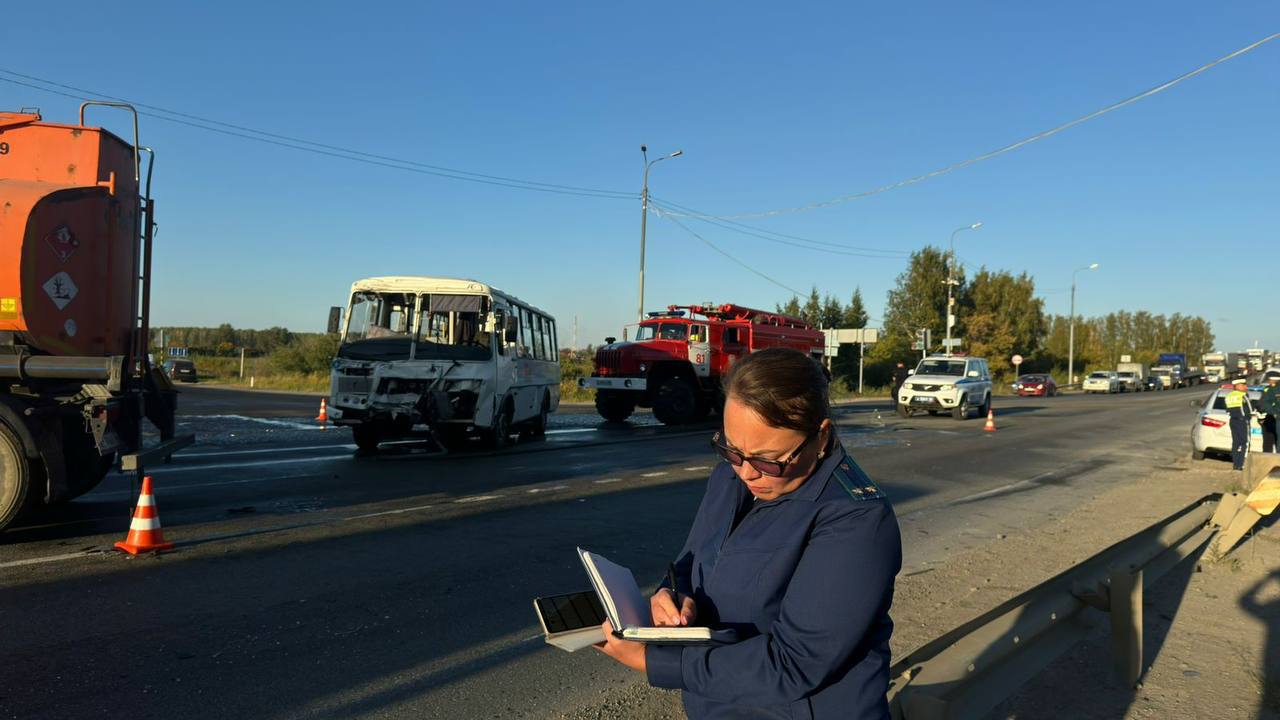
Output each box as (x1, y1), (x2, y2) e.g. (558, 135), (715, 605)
(722, 348), (829, 432)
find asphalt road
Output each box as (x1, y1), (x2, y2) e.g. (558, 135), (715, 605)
(0, 384), (1218, 718)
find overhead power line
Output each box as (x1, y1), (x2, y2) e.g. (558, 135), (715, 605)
(654, 210), (804, 296)
(649, 196), (909, 258)
(659, 32), (1280, 221)
(0, 69), (636, 200)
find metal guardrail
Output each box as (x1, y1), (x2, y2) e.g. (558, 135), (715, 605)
(887, 494), (1225, 720)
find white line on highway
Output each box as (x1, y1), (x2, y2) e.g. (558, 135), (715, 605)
(545, 428), (597, 435)
(142, 455), (352, 474)
(181, 444), (356, 459)
(187, 414), (327, 431)
(85, 474), (319, 500)
(594, 478), (622, 484)
(640, 471), (668, 478)
(527, 485), (568, 493)
(454, 495), (500, 503)
(346, 503), (437, 520)
(0, 550), (105, 569)
(683, 465), (712, 472)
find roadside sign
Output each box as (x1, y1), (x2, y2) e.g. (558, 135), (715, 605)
(912, 341), (925, 350)
(942, 338), (962, 349)
(1120, 354), (1132, 363)
(168, 347), (189, 358)
(1012, 354), (1023, 367)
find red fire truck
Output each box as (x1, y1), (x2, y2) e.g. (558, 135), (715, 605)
(579, 304), (825, 425)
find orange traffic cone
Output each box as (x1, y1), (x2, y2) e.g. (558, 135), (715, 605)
(316, 397), (328, 425)
(983, 409), (997, 432)
(114, 476), (175, 554)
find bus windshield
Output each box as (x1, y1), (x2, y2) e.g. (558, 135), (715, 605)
(418, 294), (491, 361)
(339, 292), (416, 361)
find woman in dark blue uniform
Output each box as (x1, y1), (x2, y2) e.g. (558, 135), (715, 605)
(596, 348), (902, 719)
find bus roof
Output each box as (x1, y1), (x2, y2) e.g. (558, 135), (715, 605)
(348, 276), (551, 317)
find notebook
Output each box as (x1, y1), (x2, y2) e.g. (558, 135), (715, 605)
(532, 590), (608, 652)
(576, 547), (712, 643)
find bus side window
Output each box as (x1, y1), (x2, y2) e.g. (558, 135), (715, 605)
(724, 327), (739, 345)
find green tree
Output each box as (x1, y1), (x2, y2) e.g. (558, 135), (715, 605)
(961, 269), (1046, 375)
(820, 293), (844, 329)
(777, 297), (802, 318)
(871, 246), (952, 364)
(842, 287), (868, 329)
(802, 287), (823, 327)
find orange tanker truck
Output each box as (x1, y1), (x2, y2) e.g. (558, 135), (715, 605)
(0, 104), (184, 531)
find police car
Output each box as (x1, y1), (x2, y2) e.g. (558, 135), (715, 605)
(898, 355), (992, 420)
(1190, 384), (1263, 460)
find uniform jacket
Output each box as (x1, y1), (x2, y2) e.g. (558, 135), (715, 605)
(1259, 385), (1280, 417)
(645, 443), (902, 719)
(1227, 389), (1253, 421)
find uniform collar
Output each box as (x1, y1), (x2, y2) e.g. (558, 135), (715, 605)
(757, 439), (847, 506)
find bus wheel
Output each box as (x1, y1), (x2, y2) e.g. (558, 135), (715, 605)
(654, 378), (697, 426)
(352, 424), (383, 453)
(595, 392), (635, 423)
(485, 406), (514, 449)
(0, 423), (35, 531)
(524, 395), (550, 439)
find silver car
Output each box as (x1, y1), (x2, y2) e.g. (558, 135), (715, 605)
(1082, 371), (1120, 394)
(1190, 386), (1263, 461)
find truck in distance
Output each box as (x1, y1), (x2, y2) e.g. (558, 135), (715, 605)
(327, 277), (560, 452)
(579, 304), (824, 425)
(1115, 362), (1148, 392)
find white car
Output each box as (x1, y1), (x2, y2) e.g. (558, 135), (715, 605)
(1115, 370), (1142, 392)
(898, 356), (992, 420)
(1082, 371), (1120, 394)
(1191, 385), (1263, 460)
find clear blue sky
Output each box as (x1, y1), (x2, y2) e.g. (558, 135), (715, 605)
(4, 2), (1277, 352)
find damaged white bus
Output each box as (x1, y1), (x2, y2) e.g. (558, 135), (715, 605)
(327, 277), (560, 452)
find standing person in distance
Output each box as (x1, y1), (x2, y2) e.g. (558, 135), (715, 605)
(594, 348), (903, 719)
(1226, 378), (1255, 471)
(1259, 373), (1280, 453)
(891, 361), (910, 411)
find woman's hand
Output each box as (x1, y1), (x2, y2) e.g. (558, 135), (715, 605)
(650, 588), (697, 626)
(594, 620), (647, 672)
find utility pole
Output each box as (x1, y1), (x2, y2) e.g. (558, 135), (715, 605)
(1068, 263), (1100, 386)
(638, 145), (683, 323)
(945, 222), (981, 355)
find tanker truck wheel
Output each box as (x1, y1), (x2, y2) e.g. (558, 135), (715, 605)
(653, 378), (697, 426)
(0, 423), (36, 531)
(352, 424), (384, 453)
(595, 391), (635, 423)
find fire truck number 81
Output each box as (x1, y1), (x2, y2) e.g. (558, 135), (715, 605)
(695, 353), (705, 364)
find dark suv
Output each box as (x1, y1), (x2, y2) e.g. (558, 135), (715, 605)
(163, 359), (198, 383)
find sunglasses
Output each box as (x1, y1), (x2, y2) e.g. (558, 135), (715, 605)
(711, 430), (817, 477)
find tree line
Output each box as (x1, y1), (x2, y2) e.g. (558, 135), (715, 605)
(151, 325), (338, 375)
(776, 246), (1214, 387)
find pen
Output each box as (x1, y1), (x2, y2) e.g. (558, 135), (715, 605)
(667, 562), (682, 624)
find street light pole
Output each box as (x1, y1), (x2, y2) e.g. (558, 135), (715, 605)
(1067, 263), (1100, 387)
(638, 145), (683, 323)
(945, 222), (982, 355)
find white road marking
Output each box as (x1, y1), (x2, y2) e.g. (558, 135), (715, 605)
(545, 428), (597, 435)
(454, 495), (500, 503)
(594, 478), (622, 484)
(85, 474), (319, 500)
(527, 485), (568, 494)
(640, 471), (668, 478)
(141, 455), (351, 474)
(181, 444), (356, 459)
(183, 414), (326, 431)
(0, 550), (104, 569)
(346, 504), (437, 520)
(683, 465), (712, 472)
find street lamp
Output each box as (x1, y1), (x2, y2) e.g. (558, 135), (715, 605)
(638, 145), (683, 323)
(944, 222), (982, 355)
(1067, 263), (1100, 387)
